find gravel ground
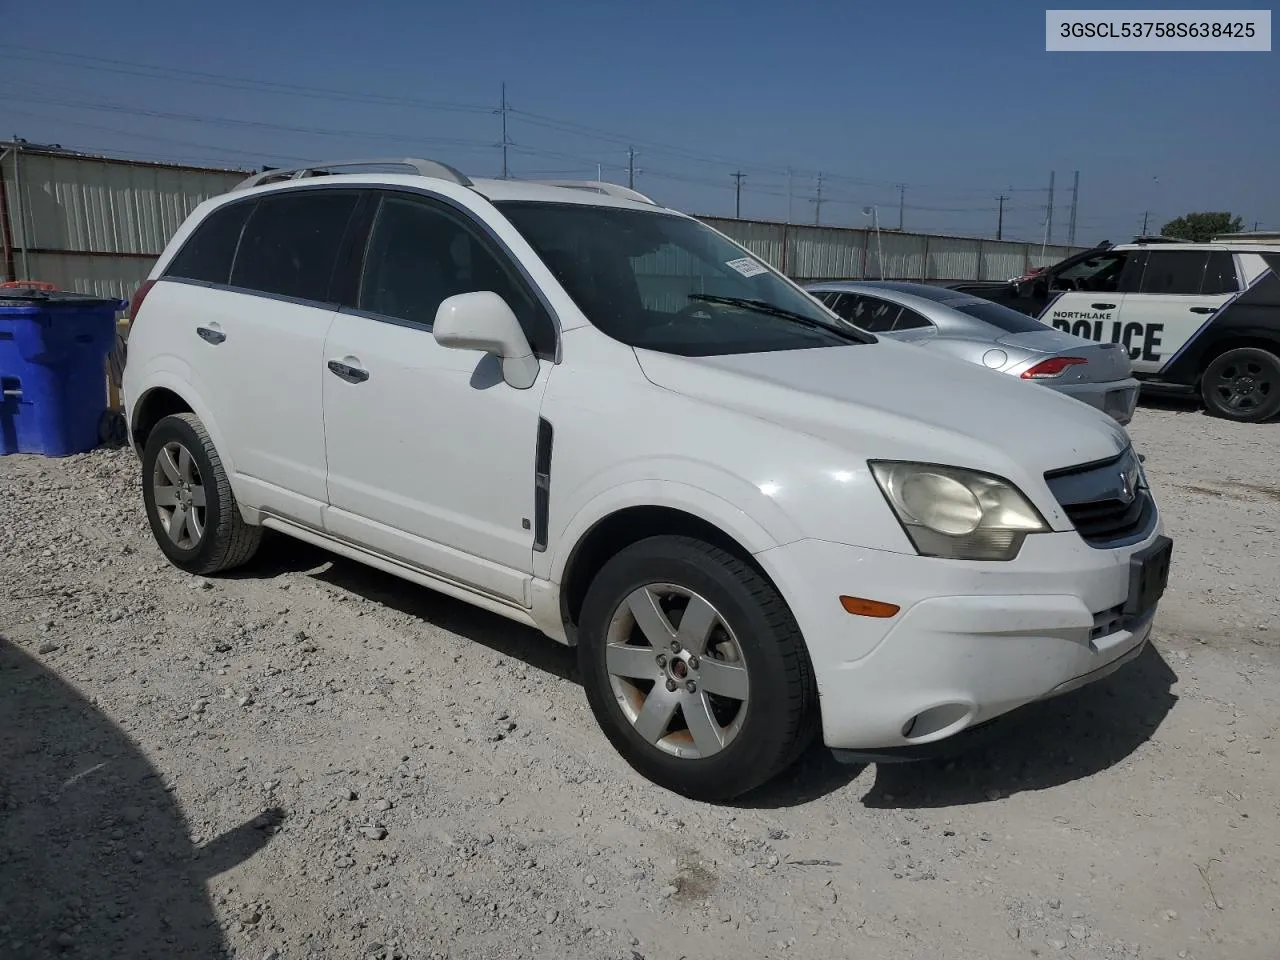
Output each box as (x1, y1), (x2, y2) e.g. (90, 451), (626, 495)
(1, 403), (1277, 960)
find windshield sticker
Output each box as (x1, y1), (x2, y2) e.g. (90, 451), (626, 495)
(725, 257), (769, 278)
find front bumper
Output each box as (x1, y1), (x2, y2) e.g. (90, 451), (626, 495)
(755, 526), (1168, 752)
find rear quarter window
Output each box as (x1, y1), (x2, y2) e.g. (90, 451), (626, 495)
(163, 201), (253, 285)
(949, 298), (1048, 334)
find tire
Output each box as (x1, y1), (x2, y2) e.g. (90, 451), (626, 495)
(1200, 347), (1280, 422)
(140, 412), (262, 575)
(578, 535), (817, 802)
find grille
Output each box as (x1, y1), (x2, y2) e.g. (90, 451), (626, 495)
(1045, 448), (1156, 548)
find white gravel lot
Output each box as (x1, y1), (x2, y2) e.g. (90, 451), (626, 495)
(1, 402), (1277, 960)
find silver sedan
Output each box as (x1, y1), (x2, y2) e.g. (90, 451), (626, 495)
(805, 280), (1140, 425)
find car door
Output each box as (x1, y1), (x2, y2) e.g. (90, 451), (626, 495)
(1034, 249), (1141, 358)
(321, 190), (557, 605)
(161, 187), (360, 529)
(1117, 249), (1240, 374)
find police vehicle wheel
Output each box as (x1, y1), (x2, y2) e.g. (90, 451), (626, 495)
(1200, 347), (1280, 423)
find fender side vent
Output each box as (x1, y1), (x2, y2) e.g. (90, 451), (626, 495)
(533, 417), (553, 552)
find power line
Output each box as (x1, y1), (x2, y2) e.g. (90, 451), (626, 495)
(2, 45), (1059, 200)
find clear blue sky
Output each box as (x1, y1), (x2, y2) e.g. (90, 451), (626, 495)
(3, 0), (1276, 245)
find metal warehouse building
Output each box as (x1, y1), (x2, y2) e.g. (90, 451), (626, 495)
(2, 141), (1085, 297)
(0, 141), (246, 299)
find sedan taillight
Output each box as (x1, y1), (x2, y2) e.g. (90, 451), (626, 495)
(1022, 356), (1087, 379)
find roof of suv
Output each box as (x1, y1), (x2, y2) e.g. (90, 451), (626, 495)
(228, 159), (674, 214)
(1112, 240), (1280, 253)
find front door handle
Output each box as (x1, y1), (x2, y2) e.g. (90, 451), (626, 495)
(1189, 306), (1216, 314)
(196, 325), (226, 345)
(1091, 302), (1116, 310)
(327, 359), (370, 384)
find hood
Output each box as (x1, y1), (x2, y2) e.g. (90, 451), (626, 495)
(634, 338), (1129, 481)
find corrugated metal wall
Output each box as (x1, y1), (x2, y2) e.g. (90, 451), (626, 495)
(0, 145), (1088, 296)
(700, 216), (1088, 283)
(1, 145), (246, 297)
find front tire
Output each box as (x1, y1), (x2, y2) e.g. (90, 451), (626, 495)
(578, 535), (817, 801)
(1200, 347), (1280, 422)
(141, 412), (262, 574)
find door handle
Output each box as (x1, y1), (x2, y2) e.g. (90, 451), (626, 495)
(196, 325), (226, 345)
(1091, 303), (1116, 310)
(1189, 306), (1216, 314)
(327, 359), (370, 384)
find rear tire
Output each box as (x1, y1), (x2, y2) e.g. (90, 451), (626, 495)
(141, 413), (262, 575)
(1200, 347), (1280, 422)
(578, 535), (817, 802)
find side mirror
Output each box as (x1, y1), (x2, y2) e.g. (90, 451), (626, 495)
(433, 291), (539, 389)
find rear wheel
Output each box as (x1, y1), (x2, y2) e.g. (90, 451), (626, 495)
(578, 535), (817, 801)
(1200, 347), (1280, 422)
(141, 413), (262, 574)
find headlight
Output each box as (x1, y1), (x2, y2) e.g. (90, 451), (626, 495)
(869, 461), (1049, 561)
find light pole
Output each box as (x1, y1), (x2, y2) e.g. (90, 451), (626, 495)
(863, 205), (885, 279)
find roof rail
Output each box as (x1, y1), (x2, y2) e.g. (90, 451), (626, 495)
(527, 180), (656, 205)
(234, 158), (472, 191)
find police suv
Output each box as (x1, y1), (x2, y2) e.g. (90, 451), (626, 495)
(952, 237), (1280, 422)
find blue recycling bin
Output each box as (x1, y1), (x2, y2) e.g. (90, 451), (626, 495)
(0, 289), (126, 457)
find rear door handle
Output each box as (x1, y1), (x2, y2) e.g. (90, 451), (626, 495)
(1189, 306), (1216, 314)
(327, 359), (370, 384)
(1091, 302), (1116, 310)
(196, 325), (226, 345)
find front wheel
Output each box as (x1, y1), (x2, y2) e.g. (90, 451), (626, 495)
(578, 535), (817, 801)
(1200, 347), (1280, 422)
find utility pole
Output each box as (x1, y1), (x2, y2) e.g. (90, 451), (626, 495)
(499, 82), (509, 179)
(1253, 220), (1261, 230)
(813, 171), (824, 226)
(731, 170), (746, 218)
(997, 195), (1007, 240)
(627, 146), (636, 189)
(1141, 210), (1150, 234)
(897, 184), (905, 231)
(1046, 170), (1055, 244)
(786, 167), (793, 224)
(1068, 170), (1079, 246)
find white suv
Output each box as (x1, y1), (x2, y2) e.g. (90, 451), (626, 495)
(123, 159), (1173, 801)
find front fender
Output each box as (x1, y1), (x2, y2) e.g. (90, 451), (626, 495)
(540, 465), (803, 585)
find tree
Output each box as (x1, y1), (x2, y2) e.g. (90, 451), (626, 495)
(1160, 212), (1244, 243)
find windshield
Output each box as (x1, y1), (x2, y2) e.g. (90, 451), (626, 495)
(496, 201), (869, 356)
(949, 298), (1052, 334)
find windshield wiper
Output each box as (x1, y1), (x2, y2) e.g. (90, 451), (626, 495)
(686, 294), (871, 342)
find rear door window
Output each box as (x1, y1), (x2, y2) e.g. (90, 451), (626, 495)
(837, 294), (901, 332)
(164, 201), (253, 285)
(230, 190), (360, 302)
(1139, 250), (1209, 295)
(1200, 251), (1240, 295)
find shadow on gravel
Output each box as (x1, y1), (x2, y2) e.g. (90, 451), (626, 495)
(243, 533), (581, 682)
(861, 643), (1178, 809)
(0, 638), (283, 960)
